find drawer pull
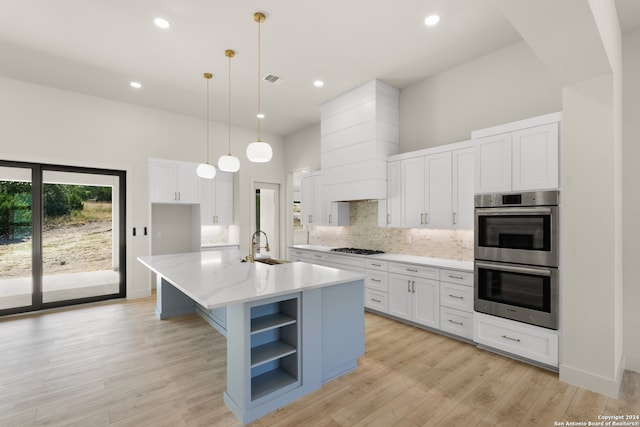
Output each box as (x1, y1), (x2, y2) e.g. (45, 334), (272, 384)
(501, 335), (521, 343)
(314, 254), (323, 258)
(406, 268), (418, 273)
(448, 319), (464, 326)
(448, 294), (464, 300)
(448, 275), (464, 280)
(371, 298), (382, 303)
(371, 263), (381, 267)
(370, 278), (381, 282)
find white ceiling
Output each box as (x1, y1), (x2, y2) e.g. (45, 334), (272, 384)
(0, 0), (638, 137)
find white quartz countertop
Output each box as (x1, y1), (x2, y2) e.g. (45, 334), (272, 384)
(289, 245), (473, 272)
(138, 249), (364, 309)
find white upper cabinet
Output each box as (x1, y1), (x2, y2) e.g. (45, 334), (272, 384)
(324, 201), (350, 226)
(472, 112), (561, 194)
(379, 160), (401, 227)
(401, 157), (427, 227)
(387, 140), (474, 230)
(149, 158), (200, 204)
(474, 133), (512, 193)
(400, 152), (453, 228)
(511, 123), (559, 191)
(452, 147), (475, 229)
(200, 171), (234, 225)
(425, 152), (453, 229)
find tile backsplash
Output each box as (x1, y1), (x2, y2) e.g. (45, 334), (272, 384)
(309, 200), (473, 261)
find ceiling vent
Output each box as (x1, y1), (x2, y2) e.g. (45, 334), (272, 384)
(263, 73), (285, 85)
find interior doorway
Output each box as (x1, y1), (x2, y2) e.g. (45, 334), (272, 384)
(0, 160), (126, 315)
(254, 182), (280, 259)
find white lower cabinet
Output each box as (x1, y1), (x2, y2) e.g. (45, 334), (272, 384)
(474, 312), (559, 367)
(365, 288), (388, 312)
(440, 307), (473, 340)
(364, 259), (389, 313)
(388, 268), (439, 329)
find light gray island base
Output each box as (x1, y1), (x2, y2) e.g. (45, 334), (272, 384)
(138, 250), (365, 425)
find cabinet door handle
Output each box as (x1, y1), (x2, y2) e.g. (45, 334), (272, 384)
(420, 213), (424, 224)
(448, 275), (464, 280)
(407, 280), (411, 292)
(501, 335), (521, 343)
(371, 298), (382, 303)
(448, 319), (464, 326)
(177, 192), (181, 201)
(448, 294), (464, 300)
(406, 268), (418, 273)
(452, 212), (456, 225)
(424, 212), (428, 224)
(387, 213), (390, 225)
(412, 280), (416, 293)
(309, 214), (312, 223)
(174, 192), (178, 201)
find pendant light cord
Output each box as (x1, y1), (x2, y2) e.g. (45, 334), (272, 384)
(257, 15), (262, 142)
(205, 73), (212, 163)
(228, 54), (232, 155)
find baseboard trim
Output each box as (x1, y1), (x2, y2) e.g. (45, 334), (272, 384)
(559, 355), (625, 398)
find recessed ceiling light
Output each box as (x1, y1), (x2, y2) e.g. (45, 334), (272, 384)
(424, 14), (440, 26)
(257, 113), (265, 119)
(130, 81), (142, 89)
(154, 17), (171, 29)
(313, 80), (324, 88)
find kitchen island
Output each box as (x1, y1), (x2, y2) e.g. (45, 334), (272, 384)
(138, 249), (365, 425)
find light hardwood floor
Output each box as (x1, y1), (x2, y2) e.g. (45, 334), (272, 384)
(1, 295), (638, 427)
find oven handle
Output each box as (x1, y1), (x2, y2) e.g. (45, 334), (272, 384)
(475, 262), (552, 277)
(475, 207), (552, 216)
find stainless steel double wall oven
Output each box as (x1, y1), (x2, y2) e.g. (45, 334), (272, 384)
(474, 191), (559, 329)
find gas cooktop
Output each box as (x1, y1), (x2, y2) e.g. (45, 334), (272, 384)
(330, 247), (385, 255)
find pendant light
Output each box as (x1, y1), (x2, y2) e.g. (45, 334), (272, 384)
(217, 50), (241, 172)
(246, 11), (273, 163)
(196, 73), (217, 179)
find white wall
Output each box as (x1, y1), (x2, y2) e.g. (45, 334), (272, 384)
(284, 122), (321, 173)
(622, 27), (640, 372)
(399, 41), (563, 152)
(0, 76), (285, 299)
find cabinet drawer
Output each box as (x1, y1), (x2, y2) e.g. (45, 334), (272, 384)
(365, 259), (388, 271)
(439, 269), (473, 286)
(440, 308), (473, 340)
(365, 271), (388, 292)
(364, 289), (388, 313)
(389, 263), (439, 280)
(326, 253), (365, 269)
(474, 313), (559, 367)
(440, 282), (474, 312)
(306, 252), (327, 263)
(326, 262), (365, 274)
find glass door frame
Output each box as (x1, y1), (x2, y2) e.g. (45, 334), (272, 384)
(0, 159), (126, 316)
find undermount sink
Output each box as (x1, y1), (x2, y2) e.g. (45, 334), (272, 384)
(253, 258), (291, 265)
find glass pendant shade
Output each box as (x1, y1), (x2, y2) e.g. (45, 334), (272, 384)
(218, 154), (240, 172)
(246, 141), (272, 163)
(197, 162), (216, 179)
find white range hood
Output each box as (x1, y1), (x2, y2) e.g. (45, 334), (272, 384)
(320, 80), (399, 202)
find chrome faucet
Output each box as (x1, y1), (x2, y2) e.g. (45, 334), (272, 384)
(246, 230), (270, 262)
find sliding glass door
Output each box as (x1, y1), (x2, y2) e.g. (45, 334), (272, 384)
(0, 165), (36, 311)
(0, 161), (126, 315)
